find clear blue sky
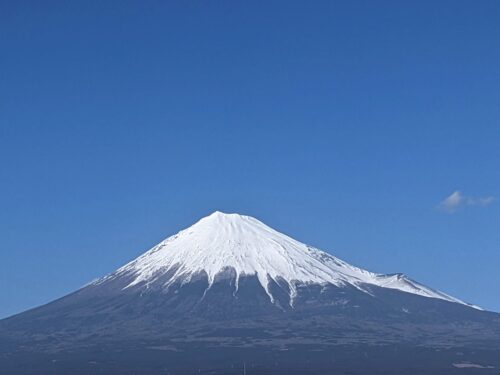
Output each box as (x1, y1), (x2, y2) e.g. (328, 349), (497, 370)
(1, 1), (499, 318)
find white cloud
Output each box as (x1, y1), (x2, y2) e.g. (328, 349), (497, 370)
(439, 191), (464, 212)
(474, 196), (495, 207)
(438, 190), (494, 213)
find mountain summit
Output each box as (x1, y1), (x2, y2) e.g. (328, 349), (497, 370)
(1, 212), (498, 375)
(95, 211), (474, 308)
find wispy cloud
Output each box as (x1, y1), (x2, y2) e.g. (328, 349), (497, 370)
(438, 191), (495, 213)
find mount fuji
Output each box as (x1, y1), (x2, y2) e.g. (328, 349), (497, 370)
(94, 211), (475, 309)
(1, 212), (499, 374)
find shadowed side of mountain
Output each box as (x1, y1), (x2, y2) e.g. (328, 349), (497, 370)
(1, 212), (499, 374)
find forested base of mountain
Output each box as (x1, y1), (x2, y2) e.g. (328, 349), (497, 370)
(2, 344), (499, 375)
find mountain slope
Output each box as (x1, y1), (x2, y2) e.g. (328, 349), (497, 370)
(0, 211), (498, 375)
(94, 211), (476, 308)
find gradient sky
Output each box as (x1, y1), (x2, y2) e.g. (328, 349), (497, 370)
(1, 1), (499, 318)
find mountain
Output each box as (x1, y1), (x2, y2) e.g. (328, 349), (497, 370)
(1, 212), (499, 374)
(94, 211), (476, 308)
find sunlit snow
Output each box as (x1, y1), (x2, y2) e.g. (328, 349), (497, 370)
(94, 211), (479, 308)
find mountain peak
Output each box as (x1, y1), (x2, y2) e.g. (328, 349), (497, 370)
(206, 210), (236, 218)
(200, 210), (254, 224)
(98, 213), (477, 309)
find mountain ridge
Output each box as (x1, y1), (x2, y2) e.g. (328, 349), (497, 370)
(1, 211), (498, 374)
(92, 211), (478, 309)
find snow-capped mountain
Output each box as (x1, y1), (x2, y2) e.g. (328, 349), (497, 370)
(94, 211), (475, 308)
(1, 211), (498, 375)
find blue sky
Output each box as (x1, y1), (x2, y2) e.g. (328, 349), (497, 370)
(1, 1), (499, 318)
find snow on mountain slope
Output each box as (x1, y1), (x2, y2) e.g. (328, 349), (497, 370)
(95, 211), (478, 309)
